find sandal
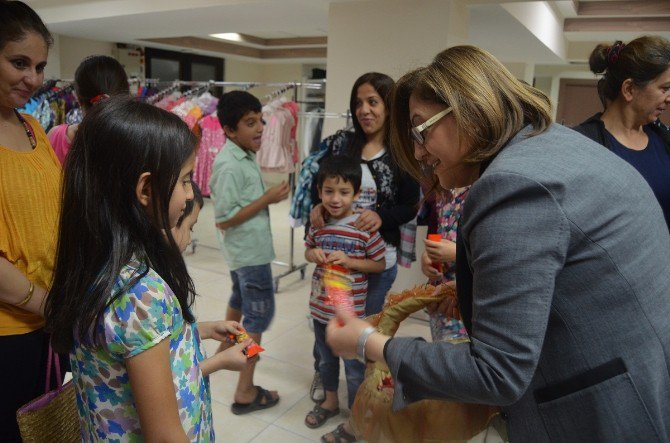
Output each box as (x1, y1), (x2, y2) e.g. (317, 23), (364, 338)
(231, 385), (279, 415)
(321, 423), (357, 443)
(310, 371), (325, 403)
(304, 404), (340, 429)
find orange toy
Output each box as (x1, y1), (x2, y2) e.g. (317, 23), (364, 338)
(228, 328), (264, 358)
(427, 234), (444, 275)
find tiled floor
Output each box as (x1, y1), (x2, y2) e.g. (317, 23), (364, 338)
(187, 197), (431, 442)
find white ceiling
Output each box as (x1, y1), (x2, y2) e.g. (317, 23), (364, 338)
(25, 0), (670, 65)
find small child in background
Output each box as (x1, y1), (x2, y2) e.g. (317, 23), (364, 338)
(304, 156), (385, 430)
(422, 186), (470, 343)
(209, 90), (288, 414)
(45, 97), (253, 441)
(47, 55), (129, 165)
(174, 180), (205, 253)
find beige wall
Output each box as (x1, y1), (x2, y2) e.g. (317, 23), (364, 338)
(44, 34), (61, 80)
(225, 58), (264, 83)
(58, 35), (115, 79)
(534, 64), (595, 119)
(325, 0), (469, 137)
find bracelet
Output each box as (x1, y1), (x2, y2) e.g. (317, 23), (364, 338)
(356, 325), (377, 363)
(15, 282), (34, 307)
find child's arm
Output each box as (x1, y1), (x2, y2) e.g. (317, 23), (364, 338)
(327, 251), (385, 274)
(199, 340), (253, 376)
(304, 226), (326, 264)
(197, 321), (259, 376)
(424, 238), (456, 264)
(305, 247), (327, 264)
(126, 338), (190, 442)
(216, 181), (289, 231)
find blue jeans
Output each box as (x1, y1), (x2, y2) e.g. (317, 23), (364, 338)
(229, 263), (275, 334)
(365, 263), (398, 316)
(313, 320), (365, 409)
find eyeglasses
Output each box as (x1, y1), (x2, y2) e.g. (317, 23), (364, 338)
(410, 107), (452, 145)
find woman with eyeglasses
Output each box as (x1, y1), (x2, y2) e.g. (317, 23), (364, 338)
(326, 46), (670, 441)
(574, 36), (670, 231)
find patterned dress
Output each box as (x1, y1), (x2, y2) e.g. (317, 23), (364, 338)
(70, 259), (213, 442)
(428, 187), (470, 343)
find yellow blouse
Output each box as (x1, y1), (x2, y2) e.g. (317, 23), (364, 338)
(0, 114), (62, 335)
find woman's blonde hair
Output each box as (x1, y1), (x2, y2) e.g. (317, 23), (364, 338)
(390, 45), (553, 184)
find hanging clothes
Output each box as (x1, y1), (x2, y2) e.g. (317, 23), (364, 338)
(194, 114), (226, 197)
(288, 141), (329, 227)
(258, 98), (297, 173)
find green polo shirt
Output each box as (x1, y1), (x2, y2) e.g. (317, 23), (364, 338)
(209, 139), (275, 271)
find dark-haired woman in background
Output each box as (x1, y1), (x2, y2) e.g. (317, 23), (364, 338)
(574, 36), (670, 230)
(47, 54), (129, 165)
(309, 72), (419, 442)
(0, 1), (63, 440)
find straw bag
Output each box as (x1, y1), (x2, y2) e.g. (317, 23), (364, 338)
(350, 284), (502, 442)
(16, 345), (79, 442)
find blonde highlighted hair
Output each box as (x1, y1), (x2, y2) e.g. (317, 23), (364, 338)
(390, 45), (552, 183)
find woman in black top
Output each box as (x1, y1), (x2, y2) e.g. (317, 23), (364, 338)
(574, 36), (670, 230)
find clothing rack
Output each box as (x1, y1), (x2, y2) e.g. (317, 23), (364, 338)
(259, 82), (309, 292)
(159, 80), (319, 291)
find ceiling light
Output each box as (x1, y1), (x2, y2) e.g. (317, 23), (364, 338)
(210, 33), (242, 42)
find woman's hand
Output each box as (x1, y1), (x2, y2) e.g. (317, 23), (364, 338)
(354, 209), (382, 232)
(310, 203), (327, 229)
(426, 282), (460, 319)
(326, 308), (370, 360)
(424, 237), (456, 263)
(421, 250), (442, 280)
(199, 320), (244, 341)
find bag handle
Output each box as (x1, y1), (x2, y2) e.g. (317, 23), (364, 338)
(44, 342), (63, 394)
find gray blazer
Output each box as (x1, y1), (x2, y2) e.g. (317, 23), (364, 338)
(385, 124), (670, 442)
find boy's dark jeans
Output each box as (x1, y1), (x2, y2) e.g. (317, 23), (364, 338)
(313, 320), (365, 409)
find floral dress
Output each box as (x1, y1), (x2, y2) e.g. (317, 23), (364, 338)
(70, 259), (213, 442)
(428, 187), (470, 344)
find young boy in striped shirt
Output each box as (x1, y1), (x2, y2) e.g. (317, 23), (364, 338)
(304, 156), (385, 429)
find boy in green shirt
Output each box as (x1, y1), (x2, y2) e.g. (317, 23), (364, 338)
(209, 91), (289, 414)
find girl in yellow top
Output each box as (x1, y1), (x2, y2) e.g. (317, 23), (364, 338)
(0, 2), (63, 441)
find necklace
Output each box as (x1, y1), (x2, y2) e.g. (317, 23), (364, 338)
(13, 109), (37, 149)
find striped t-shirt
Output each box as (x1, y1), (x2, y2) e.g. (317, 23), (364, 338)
(306, 214), (386, 324)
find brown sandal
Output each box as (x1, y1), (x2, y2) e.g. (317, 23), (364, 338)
(321, 423), (357, 443)
(305, 404), (340, 429)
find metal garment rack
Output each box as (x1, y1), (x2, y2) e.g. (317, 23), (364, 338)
(138, 79), (324, 291)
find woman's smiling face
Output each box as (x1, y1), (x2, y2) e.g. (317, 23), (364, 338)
(409, 92), (479, 190)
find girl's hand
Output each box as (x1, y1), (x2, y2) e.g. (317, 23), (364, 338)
(327, 251), (350, 268)
(209, 321), (244, 342)
(354, 209), (382, 232)
(214, 339), (257, 371)
(307, 248), (328, 264)
(198, 320), (243, 341)
(426, 282), (460, 319)
(424, 238), (455, 263)
(325, 308), (368, 360)
(421, 250), (442, 280)
(310, 203), (327, 229)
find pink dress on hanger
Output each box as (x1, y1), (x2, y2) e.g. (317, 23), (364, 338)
(194, 115), (226, 196)
(258, 99), (295, 173)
